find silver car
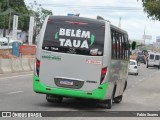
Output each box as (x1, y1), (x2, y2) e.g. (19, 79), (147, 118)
(128, 59), (139, 75)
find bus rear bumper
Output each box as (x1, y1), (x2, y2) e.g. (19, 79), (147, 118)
(33, 75), (108, 101)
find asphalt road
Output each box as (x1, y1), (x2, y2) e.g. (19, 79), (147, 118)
(0, 63), (160, 119)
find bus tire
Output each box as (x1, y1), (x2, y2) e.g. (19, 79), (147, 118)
(113, 81), (126, 103)
(105, 98), (113, 109)
(124, 81), (127, 91)
(114, 95), (123, 103)
(104, 85), (116, 109)
(46, 94), (63, 103)
(46, 95), (53, 102)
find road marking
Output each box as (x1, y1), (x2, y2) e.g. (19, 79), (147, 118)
(7, 91), (24, 95)
(0, 74), (32, 80)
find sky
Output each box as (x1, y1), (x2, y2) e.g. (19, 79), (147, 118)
(24, 0), (160, 44)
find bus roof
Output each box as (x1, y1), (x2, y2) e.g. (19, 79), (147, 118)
(48, 15), (105, 25)
(48, 15), (128, 35)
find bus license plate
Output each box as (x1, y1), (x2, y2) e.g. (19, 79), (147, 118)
(60, 80), (73, 85)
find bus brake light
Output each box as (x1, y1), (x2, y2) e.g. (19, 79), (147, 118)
(36, 59), (40, 68)
(36, 59), (40, 76)
(100, 67), (107, 84)
(102, 67), (107, 75)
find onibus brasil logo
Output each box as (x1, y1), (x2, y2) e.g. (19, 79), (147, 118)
(54, 28), (95, 49)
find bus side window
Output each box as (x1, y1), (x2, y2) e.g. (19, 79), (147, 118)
(111, 30), (117, 59)
(116, 32), (120, 59)
(119, 34), (123, 59)
(121, 35), (125, 60)
(124, 35), (129, 60)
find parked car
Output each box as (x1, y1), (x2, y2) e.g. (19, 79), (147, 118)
(154, 53), (160, 69)
(136, 55), (146, 64)
(0, 37), (22, 49)
(147, 52), (160, 69)
(128, 59), (139, 75)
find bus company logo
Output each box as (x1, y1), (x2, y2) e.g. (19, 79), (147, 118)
(54, 28), (95, 49)
(2, 112), (11, 117)
(42, 55), (61, 61)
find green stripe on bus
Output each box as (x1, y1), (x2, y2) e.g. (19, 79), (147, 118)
(33, 75), (108, 100)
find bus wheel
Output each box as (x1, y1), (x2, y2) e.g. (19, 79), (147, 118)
(114, 95), (123, 103)
(46, 94), (63, 103)
(105, 99), (113, 109)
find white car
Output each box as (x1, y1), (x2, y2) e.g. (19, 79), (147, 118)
(128, 59), (139, 75)
(0, 37), (22, 49)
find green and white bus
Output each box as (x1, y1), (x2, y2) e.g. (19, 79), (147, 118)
(33, 16), (130, 109)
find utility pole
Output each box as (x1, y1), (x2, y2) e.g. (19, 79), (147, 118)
(8, 8), (11, 35)
(7, 1), (11, 48)
(118, 17), (121, 28)
(143, 25), (146, 45)
(7, 0), (11, 35)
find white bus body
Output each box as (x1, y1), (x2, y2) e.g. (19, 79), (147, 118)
(33, 16), (129, 109)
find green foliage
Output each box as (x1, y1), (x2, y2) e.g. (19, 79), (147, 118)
(28, 4), (53, 43)
(0, 0), (53, 41)
(0, 0), (8, 29)
(140, 0), (160, 20)
(32, 7), (53, 29)
(0, 0), (9, 11)
(0, 0), (29, 31)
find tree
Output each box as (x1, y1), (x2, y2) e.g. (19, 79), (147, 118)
(140, 0), (160, 21)
(9, 0), (30, 31)
(0, 0), (53, 43)
(0, 0), (10, 30)
(33, 8), (53, 43)
(0, 0), (29, 32)
(27, 1), (53, 43)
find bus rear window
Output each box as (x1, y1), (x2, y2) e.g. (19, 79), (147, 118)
(42, 16), (105, 56)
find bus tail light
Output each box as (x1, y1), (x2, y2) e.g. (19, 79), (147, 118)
(100, 67), (107, 84)
(36, 59), (40, 76)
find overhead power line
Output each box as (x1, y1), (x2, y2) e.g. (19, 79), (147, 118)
(27, 3), (142, 9)
(25, 3), (143, 12)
